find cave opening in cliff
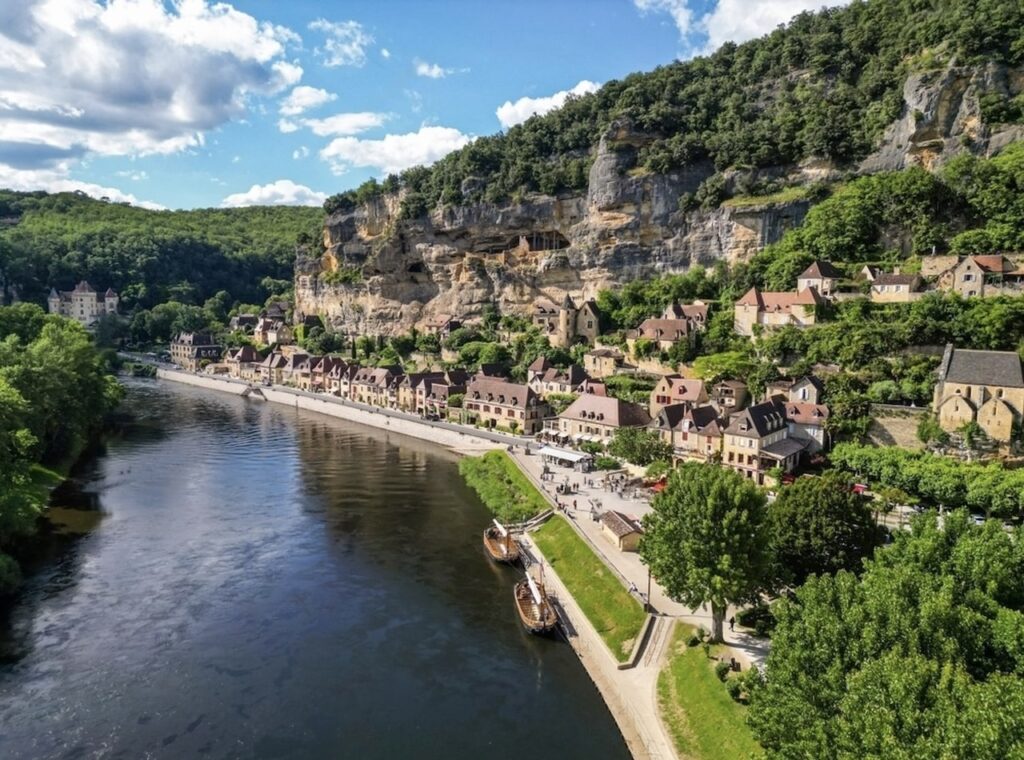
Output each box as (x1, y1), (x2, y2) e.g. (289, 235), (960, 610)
(507, 231), (570, 252)
(407, 262), (425, 273)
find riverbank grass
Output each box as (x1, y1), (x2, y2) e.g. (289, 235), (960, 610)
(458, 450), (549, 522)
(29, 463), (65, 502)
(532, 517), (646, 662)
(658, 624), (763, 760)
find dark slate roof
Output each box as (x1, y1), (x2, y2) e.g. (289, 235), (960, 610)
(940, 345), (1024, 388)
(725, 400), (787, 438)
(655, 404), (688, 430)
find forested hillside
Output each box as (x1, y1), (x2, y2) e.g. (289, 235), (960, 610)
(326, 0), (1024, 215)
(0, 191), (323, 309)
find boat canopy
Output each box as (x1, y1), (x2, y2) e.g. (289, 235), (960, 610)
(537, 446), (591, 464)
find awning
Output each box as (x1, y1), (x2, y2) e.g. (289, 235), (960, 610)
(537, 446), (592, 464)
(761, 438), (807, 460)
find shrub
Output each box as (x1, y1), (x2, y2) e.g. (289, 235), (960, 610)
(595, 456), (621, 470)
(715, 661), (732, 681)
(725, 677), (743, 701)
(687, 633), (702, 647)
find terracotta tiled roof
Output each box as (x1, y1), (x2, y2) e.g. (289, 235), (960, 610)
(784, 401), (830, 426)
(735, 287), (822, 311)
(799, 261), (843, 279)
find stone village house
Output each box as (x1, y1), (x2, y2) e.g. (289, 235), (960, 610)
(463, 377), (547, 434)
(933, 344), (1024, 443)
(722, 400), (805, 486)
(556, 394), (651, 445)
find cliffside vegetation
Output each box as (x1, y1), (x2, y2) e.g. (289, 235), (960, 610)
(0, 304), (122, 594)
(325, 0), (1023, 215)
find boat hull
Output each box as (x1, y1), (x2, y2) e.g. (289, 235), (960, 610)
(514, 578), (558, 635)
(483, 527), (520, 564)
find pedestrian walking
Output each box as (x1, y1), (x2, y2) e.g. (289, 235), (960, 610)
(729, 616), (735, 632)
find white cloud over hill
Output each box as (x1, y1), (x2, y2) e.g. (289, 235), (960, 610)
(496, 80), (600, 129)
(221, 179), (326, 207)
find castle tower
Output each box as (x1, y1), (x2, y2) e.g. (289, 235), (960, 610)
(557, 294), (577, 348)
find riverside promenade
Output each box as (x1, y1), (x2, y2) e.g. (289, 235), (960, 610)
(511, 449), (770, 669)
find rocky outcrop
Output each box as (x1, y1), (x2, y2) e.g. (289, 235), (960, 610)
(296, 62), (1023, 337)
(861, 61), (1024, 173)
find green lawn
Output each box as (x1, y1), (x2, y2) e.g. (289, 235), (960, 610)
(458, 450), (550, 522)
(658, 624), (764, 760)
(532, 517), (646, 662)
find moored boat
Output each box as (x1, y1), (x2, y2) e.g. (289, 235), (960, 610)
(483, 520), (521, 564)
(514, 573), (558, 635)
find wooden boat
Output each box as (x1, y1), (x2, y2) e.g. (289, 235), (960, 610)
(514, 573), (558, 635)
(483, 520), (521, 564)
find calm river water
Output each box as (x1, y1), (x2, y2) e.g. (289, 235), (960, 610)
(0, 380), (629, 759)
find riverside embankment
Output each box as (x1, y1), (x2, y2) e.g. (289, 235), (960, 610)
(155, 367), (514, 455)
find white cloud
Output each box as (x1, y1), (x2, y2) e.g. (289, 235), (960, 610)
(496, 80), (601, 129)
(633, 0), (695, 39)
(0, 165), (164, 209)
(292, 146), (309, 160)
(232, 155), (241, 163)
(405, 90), (423, 114)
(413, 58), (466, 79)
(698, 0), (848, 52)
(301, 112), (389, 136)
(279, 86), (336, 116)
(0, 0), (300, 193)
(309, 19), (373, 67)
(380, 48), (391, 59)
(220, 179), (327, 208)
(277, 111), (388, 136)
(633, 0), (850, 53)
(320, 125), (472, 175)
(115, 169), (148, 181)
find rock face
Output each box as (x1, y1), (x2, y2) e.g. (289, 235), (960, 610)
(860, 62), (1024, 173)
(296, 62), (1023, 337)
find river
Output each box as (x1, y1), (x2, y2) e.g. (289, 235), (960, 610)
(0, 379), (630, 759)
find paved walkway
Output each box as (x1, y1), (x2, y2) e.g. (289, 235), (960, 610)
(512, 449), (770, 669)
(520, 532), (678, 760)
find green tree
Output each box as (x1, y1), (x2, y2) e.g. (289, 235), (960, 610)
(766, 472), (882, 587)
(641, 462), (770, 642)
(608, 427), (671, 466)
(749, 512), (1024, 758)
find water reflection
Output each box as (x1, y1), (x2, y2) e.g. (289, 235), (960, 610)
(0, 380), (629, 760)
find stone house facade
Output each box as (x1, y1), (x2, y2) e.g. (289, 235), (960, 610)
(933, 344), (1024, 442)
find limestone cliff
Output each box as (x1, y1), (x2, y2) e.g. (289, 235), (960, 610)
(295, 62), (1023, 337)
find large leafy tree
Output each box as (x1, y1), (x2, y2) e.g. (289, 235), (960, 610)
(766, 471), (883, 586)
(608, 427), (672, 466)
(749, 512), (1024, 758)
(640, 462), (769, 641)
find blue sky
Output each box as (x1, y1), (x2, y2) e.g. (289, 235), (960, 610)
(0, 0), (841, 210)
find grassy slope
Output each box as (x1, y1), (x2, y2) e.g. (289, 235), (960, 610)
(658, 624), (763, 760)
(458, 450), (549, 522)
(533, 517), (646, 662)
